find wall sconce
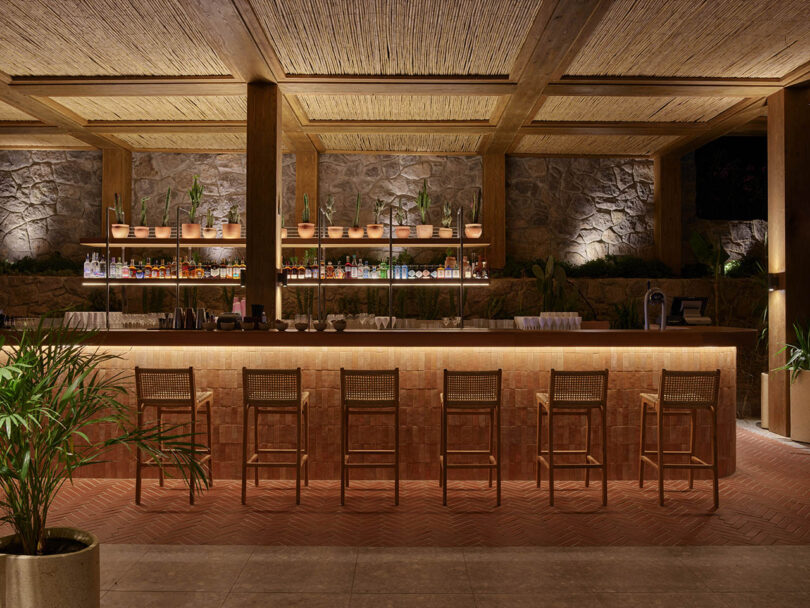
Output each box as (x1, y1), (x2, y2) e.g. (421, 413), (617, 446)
(768, 272), (786, 291)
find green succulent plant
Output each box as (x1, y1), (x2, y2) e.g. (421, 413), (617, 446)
(353, 193), (361, 228)
(188, 175), (203, 223)
(322, 195), (335, 226)
(471, 188), (482, 223)
(394, 198), (407, 226)
(301, 193), (311, 223)
(372, 199), (386, 224)
(112, 192), (125, 224)
(416, 180), (431, 224)
(161, 187), (172, 227)
(227, 204), (241, 224)
(205, 209), (215, 229)
(138, 196), (149, 226)
(441, 201), (453, 228)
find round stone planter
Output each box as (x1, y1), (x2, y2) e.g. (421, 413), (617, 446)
(327, 226), (344, 238)
(202, 227), (217, 239)
(395, 226), (411, 238)
(415, 224), (433, 238)
(297, 223), (315, 239)
(0, 527), (100, 608)
(464, 224), (483, 239)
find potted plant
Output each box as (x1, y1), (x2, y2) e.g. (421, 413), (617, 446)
(183, 174), (203, 238)
(110, 192), (128, 238)
(348, 193), (364, 238)
(203, 209), (217, 238)
(394, 197), (410, 238)
(777, 323), (810, 443)
(0, 324), (205, 608)
(133, 196), (150, 238)
(367, 199), (386, 239)
(298, 193), (315, 238)
(223, 204), (241, 239)
(324, 195), (342, 238)
(439, 201), (453, 238)
(155, 187), (172, 238)
(415, 180), (433, 238)
(465, 188), (483, 239)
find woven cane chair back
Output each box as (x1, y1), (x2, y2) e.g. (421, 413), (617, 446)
(341, 368), (399, 408)
(443, 369), (502, 408)
(135, 367), (195, 406)
(243, 368), (301, 407)
(549, 369), (608, 407)
(659, 369), (720, 409)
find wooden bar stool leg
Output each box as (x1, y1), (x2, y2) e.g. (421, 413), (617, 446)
(241, 405), (249, 505)
(206, 401), (213, 487)
(657, 406), (664, 507)
(189, 404), (196, 505)
(639, 402), (647, 488)
(157, 407), (165, 488)
(548, 406), (555, 507)
(253, 407), (260, 487)
(305, 401), (310, 487)
(688, 409), (697, 490)
(585, 409), (592, 487)
(395, 406), (400, 506)
(439, 402), (444, 488)
(536, 404), (543, 488)
(711, 406), (719, 510)
(340, 405), (346, 506)
(296, 406), (302, 505)
(135, 404), (144, 505)
(496, 403), (501, 507)
(601, 404), (608, 506)
(344, 409), (350, 488)
(442, 405), (448, 506)
(488, 409), (494, 488)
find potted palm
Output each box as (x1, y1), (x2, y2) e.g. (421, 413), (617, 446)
(0, 324), (205, 608)
(777, 323), (810, 443)
(154, 187), (172, 239)
(183, 175), (203, 238)
(439, 201), (453, 238)
(415, 180), (433, 238)
(133, 196), (150, 238)
(348, 193), (364, 238)
(465, 188), (483, 239)
(297, 193), (315, 238)
(223, 204), (241, 239)
(394, 198), (410, 238)
(324, 195), (342, 238)
(367, 199), (386, 239)
(110, 193), (128, 239)
(203, 209), (217, 238)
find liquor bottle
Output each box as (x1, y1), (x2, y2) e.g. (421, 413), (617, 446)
(408, 265), (416, 280)
(232, 260), (241, 280)
(298, 260), (306, 280)
(83, 254), (91, 278)
(351, 255), (359, 278)
(159, 259), (166, 279)
(481, 256), (488, 280)
(129, 259), (136, 279)
(304, 260), (312, 279)
(326, 260), (334, 279)
(210, 260), (220, 278)
(345, 255), (352, 278)
(98, 255), (106, 278)
(336, 261), (345, 280)
(311, 259), (319, 279)
(363, 260), (370, 279)
(121, 258), (129, 279)
(379, 259), (387, 279)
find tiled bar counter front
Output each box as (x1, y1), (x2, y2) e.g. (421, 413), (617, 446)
(58, 329), (751, 482)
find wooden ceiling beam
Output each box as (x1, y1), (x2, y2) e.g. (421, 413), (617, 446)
(545, 79), (781, 97)
(780, 59), (810, 87)
(86, 121), (245, 133)
(9, 80), (245, 97)
(279, 82), (516, 96)
(521, 122), (705, 136)
(0, 122), (63, 135)
(300, 121), (495, 134)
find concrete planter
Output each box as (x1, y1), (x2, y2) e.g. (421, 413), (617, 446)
(154, 226), (171, 239)
(181, 223), (200, 239)
(222, 223), (241, 239)
(790, 371), (810, 443)
(415, 224), (433, 238)
(0, 527), (99, 608)
(761, 372), (769, 429)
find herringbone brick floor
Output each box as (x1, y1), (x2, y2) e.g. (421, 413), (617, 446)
(37, 423), (810, 546)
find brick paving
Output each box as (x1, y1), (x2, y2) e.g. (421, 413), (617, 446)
(37, 423), (810, 546)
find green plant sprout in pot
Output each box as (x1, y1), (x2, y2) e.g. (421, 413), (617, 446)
(155, 187), (172, 238)
(415, 180), (433, 238)
(465, 188), (483, 239)
(348, 193), (364, 238)
(439, 201), (453, 238)
(223, 204), (241, 239)
(367, 199), (386, 238)
(183, 174), (203, 238)
(203, 209), (217, 239)
(110, 192), (129, 238)
(298, 193), (315, 238)
(776, 323), (810, 442)
(133, 196), (150, 238)
(324, 194), (342, 238)
(394, 197), (410, 238)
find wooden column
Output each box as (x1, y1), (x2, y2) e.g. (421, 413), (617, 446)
(101, 149), (132, 231)
(295, 149), (319, 227)
(482, 153), (506, 268)
(767, 87), (810, 437)
(653, 153), (682, 274)
(246, 82), (282, 318)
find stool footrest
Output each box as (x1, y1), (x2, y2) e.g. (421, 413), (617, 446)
(445, 463), (497, 469)
(344, 462), (396, 469)
(347, 449), (396, 454)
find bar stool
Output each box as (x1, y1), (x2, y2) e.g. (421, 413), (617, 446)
(639, 369), (721, 509)
(340, 368), (400, 506)
(536, 369), (608, 506)
(440, 369), (503, 506)
(241, 368), (310, 505)
(134, 366), (213, 505)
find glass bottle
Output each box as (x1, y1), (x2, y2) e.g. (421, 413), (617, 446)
(326, 260), (334, 279)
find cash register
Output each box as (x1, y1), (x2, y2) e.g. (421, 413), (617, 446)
(667, 296), (711, 326)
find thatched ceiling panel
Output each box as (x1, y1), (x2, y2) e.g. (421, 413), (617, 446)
(296, 94), (499, 121)
(319, 133), (481, 152)
(514, 134), (678, 156)
(57, 97), (247, 121)
(534, 96), (741, 123)
(0, 133), (92, 149)
(114, 133), (247, 151)
(0, 101), (35, 121)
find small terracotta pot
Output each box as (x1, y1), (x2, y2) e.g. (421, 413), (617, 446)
(366, 224), (384, 239)
(415, 224), (433, 238)
(203, 227), (217, 239)
(154, 226), (171, 239)
(395, 226), (411, 239)
(438, 227), (453, 238)
(327, 226), (344, 238)
(348, 226), (364, 239)
(133, 226), (149, 238)
(465, 224), (483, 239)
(111, 224), (129, 239)
(182, 223), (201, 239)
(222, 223), (241, 239)
(297, 222), (315, 238)
(281, 227), (288, 239)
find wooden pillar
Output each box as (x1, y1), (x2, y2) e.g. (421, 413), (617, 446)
(482, 153), (506, 268)
(653, 153), (682, 274)
(295, 149), (319, 228)
(767, 87), (810, 437)
(101, 149), (132, 231)
(246, 82), (282, 318)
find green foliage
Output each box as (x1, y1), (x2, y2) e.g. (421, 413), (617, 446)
(0, 323), (207, 555)
(441, 201), (453, 228)
(161, 187), (172, 227)
(188, 175), (203, 222)
(0, 253), (82, 276)
(776, 323), (810, 383)
(352, 193), (361, 228)
(112, 192), (125, 224)
(415, 288), (441, 320)
(610, 299), (642, 329)
(323, 195), (335, 226)
(689, 231), (729, 278)
(227, 205), (241, 224)
(532, 256), (569, 312)
(364, 288), (387, 316)
(205, 209), (215, 229)
(416, 180), (431, 224)
(373, 199), (386, 224)
(302, 193), (311, 223)
(141, 287), (167, 313)
(138, 196), (149, 226)
(566, 255), (673, 278)
(394, 197), (407, 226)
(220, 287), (236, 312)
(294, 287), (315, 317)
(485, 293), (506, 319)
(471, 188), (482, 223)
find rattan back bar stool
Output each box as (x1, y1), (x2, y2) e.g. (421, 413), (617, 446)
(536, 369), (609, 506)
(340, 368), (400, 506)
(639, 369), (721, 509)
(440, 369), (503, 506)
(241, 368), (310, 505)
(134, 366), (213, 505)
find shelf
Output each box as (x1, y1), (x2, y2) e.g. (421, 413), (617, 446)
(82, 279), (244, 287)
(282, 237), (489, 249)
(285, 279), (490, 288)
(80, 236), (246, 248)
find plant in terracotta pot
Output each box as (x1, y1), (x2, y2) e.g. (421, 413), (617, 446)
(203, 209), (217, 238)
(183, 174), (203, 238)
(110, 192), (129, 238)
(0, 323), (206, 608)
(394, 197), (410, 238)
(348, 193), (365, 238)
(297, 193), (315, 238)
(324, 195), (342, 238)
(439, 201), (453, 238)
(223, 204), (241, 239)
(415, 180), (433, 238)
(465, 188), (483, 239)
(154, 187), (172, 238)
(133, 196), (150, 238)
(367, 199), (386, 239)
(777, 323), (810, 443)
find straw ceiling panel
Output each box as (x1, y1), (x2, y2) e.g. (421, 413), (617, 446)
(114, 133), (248, 151)
(567, 0), (810, 79)
(0, 0), (229, 76)
(319, 133), (481, 153)
(534, 96), (741, 123)
(514, 134), (678, 156)
(296, 95), (500, 121)
(250, 0), (544, 75)
(57, 97), (248, 121)
(0, 101), (35, 121)
(0, 134), (91, 149)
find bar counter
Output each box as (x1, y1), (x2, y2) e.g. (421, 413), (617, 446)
(3, 327), (754, 483)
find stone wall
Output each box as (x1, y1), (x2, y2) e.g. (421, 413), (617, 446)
(0, 150), (102, 262)
(506, 157), (655, 264)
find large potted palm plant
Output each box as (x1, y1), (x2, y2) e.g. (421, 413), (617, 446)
(0, 323), (205, 608)
(777, 323), (810, 443)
